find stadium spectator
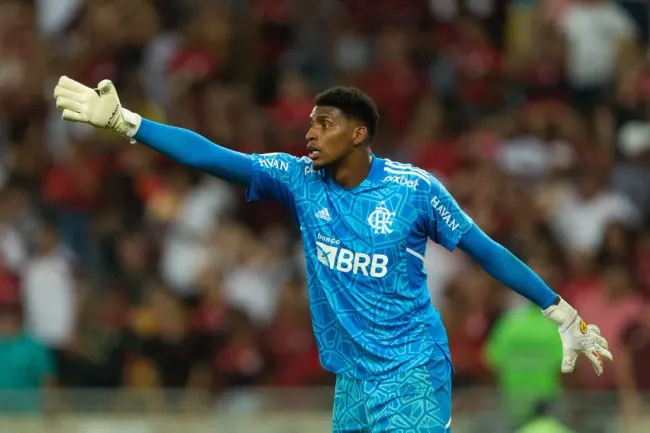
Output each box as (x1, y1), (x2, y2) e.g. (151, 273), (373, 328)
(485, 258), (564, 428)
(0, 301), (55, 413)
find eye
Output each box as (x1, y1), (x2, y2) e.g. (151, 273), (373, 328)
(323, 122), (330, 129)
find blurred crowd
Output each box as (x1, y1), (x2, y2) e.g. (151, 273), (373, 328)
(1, 0), (650, 428)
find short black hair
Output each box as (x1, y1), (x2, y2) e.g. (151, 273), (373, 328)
(314, 86), (380, 142)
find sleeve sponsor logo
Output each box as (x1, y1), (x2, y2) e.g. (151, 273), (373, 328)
(259, 158), (289, 171)
(431, 196), (461, 231)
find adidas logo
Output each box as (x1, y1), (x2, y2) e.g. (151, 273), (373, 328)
(315, 208), (331, 222)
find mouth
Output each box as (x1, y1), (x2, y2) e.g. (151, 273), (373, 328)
(306, 143), (321, 160)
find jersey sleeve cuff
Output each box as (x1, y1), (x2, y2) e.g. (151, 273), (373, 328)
(440, 212), (474, 252)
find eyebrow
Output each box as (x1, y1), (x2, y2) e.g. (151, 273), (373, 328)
(309, 114), (334, 123)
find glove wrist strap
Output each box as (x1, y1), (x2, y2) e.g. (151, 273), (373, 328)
(120, 108), (142, 139)
(543, 298), (578, 332)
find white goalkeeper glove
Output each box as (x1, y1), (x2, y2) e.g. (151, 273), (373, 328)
(543, 297), (613, 376)
(53, 76), (141, 139)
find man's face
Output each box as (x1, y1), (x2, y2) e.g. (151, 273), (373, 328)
(305, 106), (365, 169)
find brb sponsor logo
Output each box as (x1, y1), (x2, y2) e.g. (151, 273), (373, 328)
(382, 175), (419, 190)
(316, 234), (388, 278)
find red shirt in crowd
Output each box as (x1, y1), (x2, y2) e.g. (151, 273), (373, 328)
(413, 138), (461, 180)
(573, 285), (644, 389)
(0, 270), (20, 305)
(265, 319), (322, 386)
(42, 156), (106, 211)
(454, 43), (502, 106)
(360, 61), (422, 134)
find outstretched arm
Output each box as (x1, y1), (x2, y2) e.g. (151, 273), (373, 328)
(135, 119), (253, 187)
(53, 76), (253, 187)
(457, 224), (558, 309)
(457, 223), (612, 375)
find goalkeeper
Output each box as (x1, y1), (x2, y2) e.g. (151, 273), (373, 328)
(53, 77), (612, 432)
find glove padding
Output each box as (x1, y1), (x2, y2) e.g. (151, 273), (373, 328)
(53, 76), (141, 138)
(543, 297), (613, 376)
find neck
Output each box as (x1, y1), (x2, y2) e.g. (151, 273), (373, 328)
(330, 149), (372, 188)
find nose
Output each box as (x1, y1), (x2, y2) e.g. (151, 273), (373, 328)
(306, 126), (317, 142)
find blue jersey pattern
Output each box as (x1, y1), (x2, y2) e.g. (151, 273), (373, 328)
(246, 153), (473, 383)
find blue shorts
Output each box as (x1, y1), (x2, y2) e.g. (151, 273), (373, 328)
(332, 361), (453, 432)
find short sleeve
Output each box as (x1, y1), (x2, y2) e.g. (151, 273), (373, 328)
(426, 176), (473, 251)
(246, 153), (306, 207)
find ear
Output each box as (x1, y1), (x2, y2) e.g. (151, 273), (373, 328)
(352, 125), (368, 146)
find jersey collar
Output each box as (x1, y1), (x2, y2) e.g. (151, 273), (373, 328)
(366, 154), (385, 184)
(323, 153), (385, 189)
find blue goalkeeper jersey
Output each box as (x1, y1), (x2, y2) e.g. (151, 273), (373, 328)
(246, 153), (473, 382)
